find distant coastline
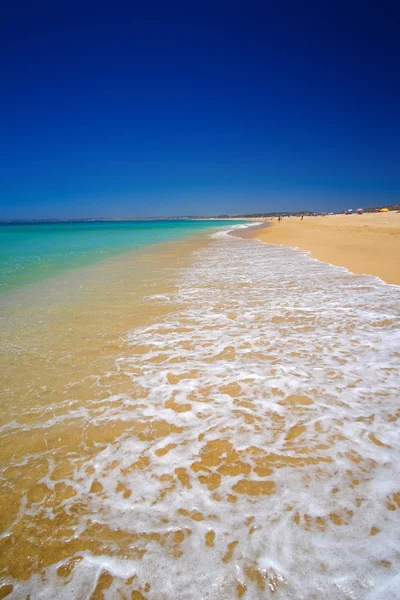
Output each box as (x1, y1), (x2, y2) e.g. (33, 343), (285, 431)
(0, 217), (255, 225)
(2, 203), (399, 225)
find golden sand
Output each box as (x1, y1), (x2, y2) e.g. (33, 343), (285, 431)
(252, 212), (400, 285)
(1, 222), (399, 597)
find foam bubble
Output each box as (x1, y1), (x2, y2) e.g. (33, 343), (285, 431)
(1, 233), (400, 599)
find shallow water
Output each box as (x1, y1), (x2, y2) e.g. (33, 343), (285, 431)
(0, 220), (244, 292)
(1, 228), (399, 599)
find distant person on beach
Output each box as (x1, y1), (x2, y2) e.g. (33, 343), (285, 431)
(278, 216), (281, 222)
(300, 214), (304, 220)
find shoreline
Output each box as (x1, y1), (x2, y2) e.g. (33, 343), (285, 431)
(228, 220), (270, 239)
(2, 216), (400, 597)
(249, 212), (400, 285)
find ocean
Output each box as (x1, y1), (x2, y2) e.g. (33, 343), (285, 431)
(1, 221), (399, 599)
(0, 220), (246, 292)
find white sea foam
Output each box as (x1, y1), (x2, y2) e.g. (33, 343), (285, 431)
(3, 232), (400, 599)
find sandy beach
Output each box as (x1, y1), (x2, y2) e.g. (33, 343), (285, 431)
(1, 221), (400, 598)
(252, 212), (400, 285)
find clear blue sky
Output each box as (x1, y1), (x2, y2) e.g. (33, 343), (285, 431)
(1, 0), (399, 219)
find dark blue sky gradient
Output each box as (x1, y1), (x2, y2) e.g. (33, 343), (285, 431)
(1, 0), (399, 218)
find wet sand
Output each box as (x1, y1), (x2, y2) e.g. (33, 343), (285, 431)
(1, 224), (400, 598)
(251, 212), (400, 285)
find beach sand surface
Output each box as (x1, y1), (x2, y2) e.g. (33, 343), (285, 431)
(253, 212), (400, 285)
(1, 223), (400, 599)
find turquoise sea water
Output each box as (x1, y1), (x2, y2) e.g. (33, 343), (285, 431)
(0, 220), (246, 293)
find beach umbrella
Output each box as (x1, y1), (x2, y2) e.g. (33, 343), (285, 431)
(357, 208), (363, 213)
(348, 209), (353, 213)
(380, 207), (389, 212)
